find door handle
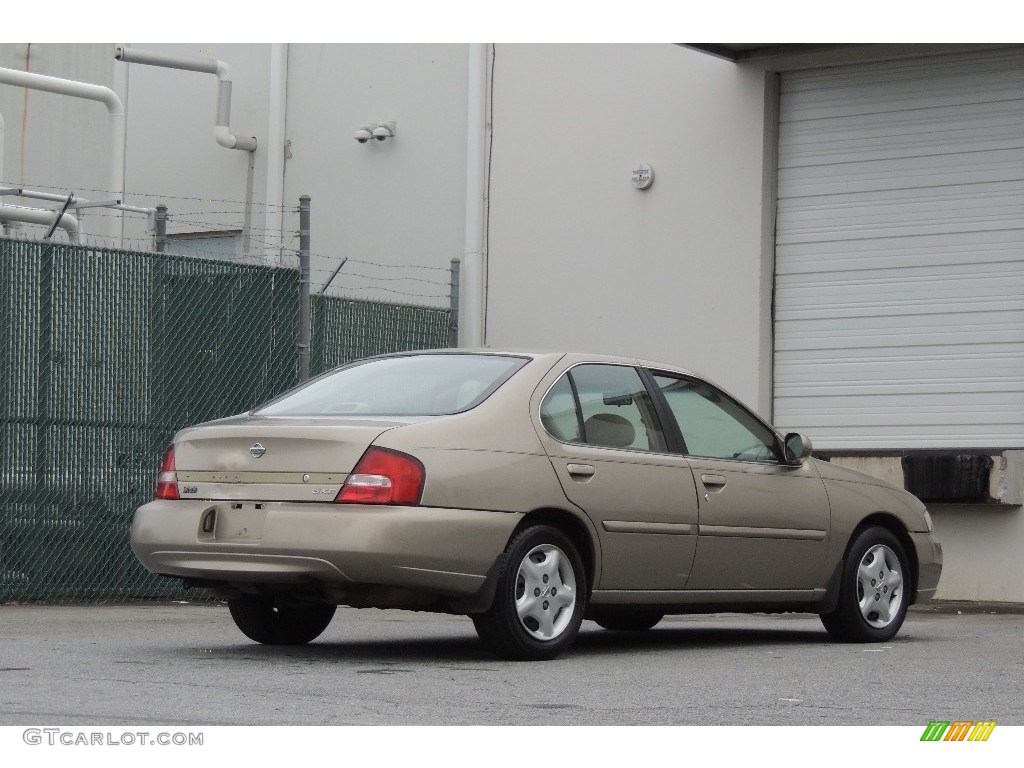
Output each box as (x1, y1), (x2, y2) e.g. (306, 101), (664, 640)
(701, 473), (727, 489)
(567, 463), (596, 481)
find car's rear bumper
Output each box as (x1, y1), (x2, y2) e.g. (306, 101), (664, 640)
(131, 500), (522, 598)
(909, 531), (943, 603)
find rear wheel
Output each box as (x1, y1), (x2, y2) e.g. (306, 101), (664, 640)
(228, 595), (336, 645)
(472, 525), (586, 661)
(820, 526), (910, 642)
(592, 612), (663, 632)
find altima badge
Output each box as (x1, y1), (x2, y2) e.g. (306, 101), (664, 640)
(250, 443), (267, 458)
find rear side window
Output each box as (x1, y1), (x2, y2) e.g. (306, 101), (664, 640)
(540, 375), (580, 441)
(540, 365), (667, 452)
(257, 354), (527, 416)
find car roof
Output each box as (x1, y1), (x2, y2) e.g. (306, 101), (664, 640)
(370, 348), (704, 379)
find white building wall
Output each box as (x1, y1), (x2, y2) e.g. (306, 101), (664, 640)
(2, 43), (469, 305)
(282, 44), (469, 304)
(119, 42), (272, 256)
(484, 45), (772, 411)
(0, 42), (272, 252)
(0, 44), (125, 241)
(929, 506), (1024, 601)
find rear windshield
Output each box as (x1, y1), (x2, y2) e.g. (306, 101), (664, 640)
(255, 354), (528, 416)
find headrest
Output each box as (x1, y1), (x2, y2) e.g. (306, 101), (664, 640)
(583, 412), (636, 448)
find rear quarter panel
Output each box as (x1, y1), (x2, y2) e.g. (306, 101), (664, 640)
(373, 353), (573, 513)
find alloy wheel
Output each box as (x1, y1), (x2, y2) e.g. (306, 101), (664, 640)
(514, 544), (577, 641)
(856, 543), (904, 629)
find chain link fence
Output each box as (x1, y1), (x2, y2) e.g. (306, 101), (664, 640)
(311, 294), (452, 374)
(0, 237), (452, 602)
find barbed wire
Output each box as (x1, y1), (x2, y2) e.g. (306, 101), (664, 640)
(84, 214), (459, 276)
(2, 179), (298, 211)
(346, 258), (449, 273)
(2, 186), (455, 305)
(310, 269), (449, 287)
(321, 286), (450, 301)
(86, 236), (453, 305)
(3, 191), (456, 271)
(5, 230), (453, 289)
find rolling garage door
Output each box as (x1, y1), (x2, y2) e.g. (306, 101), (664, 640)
(773, 47), (1024, 450)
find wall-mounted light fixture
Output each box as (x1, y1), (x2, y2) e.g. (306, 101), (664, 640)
(631, 163), (654, 190)
(354, 121), (397, 144)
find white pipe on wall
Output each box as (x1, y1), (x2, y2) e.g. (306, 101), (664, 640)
(0, 66), (125, 245)
(0, 109), (5, 184)
(0, 204), (80, 242)
(114, 46), (257, 152)
(461, 43), (489, 348)
(16, 188), (154, 216)
(264, 43), (289, 264)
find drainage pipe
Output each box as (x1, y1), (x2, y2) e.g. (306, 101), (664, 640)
(0, 204), (80, 243)
(0, 109), (5, 185)
(114, 46), (257, 152)
(0, 66), (125, 244)
(460, 43), (488, 348)
(264, 43), (289, 262)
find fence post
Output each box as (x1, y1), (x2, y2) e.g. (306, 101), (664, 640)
(155, 204), (168, 253)
(297, 195), (311, 382)
(449, 257), (461, 348)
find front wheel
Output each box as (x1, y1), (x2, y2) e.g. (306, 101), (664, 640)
(820, 526), (911, 643)
(472, 525), (586, 661)
(228, 595), (336, 645)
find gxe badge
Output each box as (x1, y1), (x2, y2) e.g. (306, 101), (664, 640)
(250, 443), (267, 458)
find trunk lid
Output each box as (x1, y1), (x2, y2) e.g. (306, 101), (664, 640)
(171, 414), (416, 501)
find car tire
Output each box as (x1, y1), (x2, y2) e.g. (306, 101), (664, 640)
(228, 595), (337, 645)
(820, 526), (911, 643)
(472, 525), (587, 661)
(592, 612), (663, 632)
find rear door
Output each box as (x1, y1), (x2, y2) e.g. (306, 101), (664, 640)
(534, 362), (699, 591)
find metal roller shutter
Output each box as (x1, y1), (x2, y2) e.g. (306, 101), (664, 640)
(773, 48), (1024, 450)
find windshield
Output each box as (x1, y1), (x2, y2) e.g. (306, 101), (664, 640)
(256, 354), (528, 416)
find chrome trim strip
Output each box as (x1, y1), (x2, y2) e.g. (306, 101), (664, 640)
(602, 521), (697, 535)
(178, 471), (348, 484)
(697, 525), (827, 541)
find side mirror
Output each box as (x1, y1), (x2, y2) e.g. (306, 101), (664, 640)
(783, 432), (813, 465)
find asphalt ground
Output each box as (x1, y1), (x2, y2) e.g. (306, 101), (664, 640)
(0, 600), (1021, 728)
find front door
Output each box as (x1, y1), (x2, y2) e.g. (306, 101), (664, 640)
(648, 372), (831, 592)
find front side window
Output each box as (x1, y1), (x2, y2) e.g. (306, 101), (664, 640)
(653, 374), (779, 462)
(256, 354), (527, 416)
(540, 365), (667, 452)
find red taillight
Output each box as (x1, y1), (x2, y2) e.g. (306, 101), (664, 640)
(155, 446), (179, 500)
(336, 447), (425, 506)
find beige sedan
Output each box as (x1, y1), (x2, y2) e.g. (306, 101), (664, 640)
(131, 351), (942, 660)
